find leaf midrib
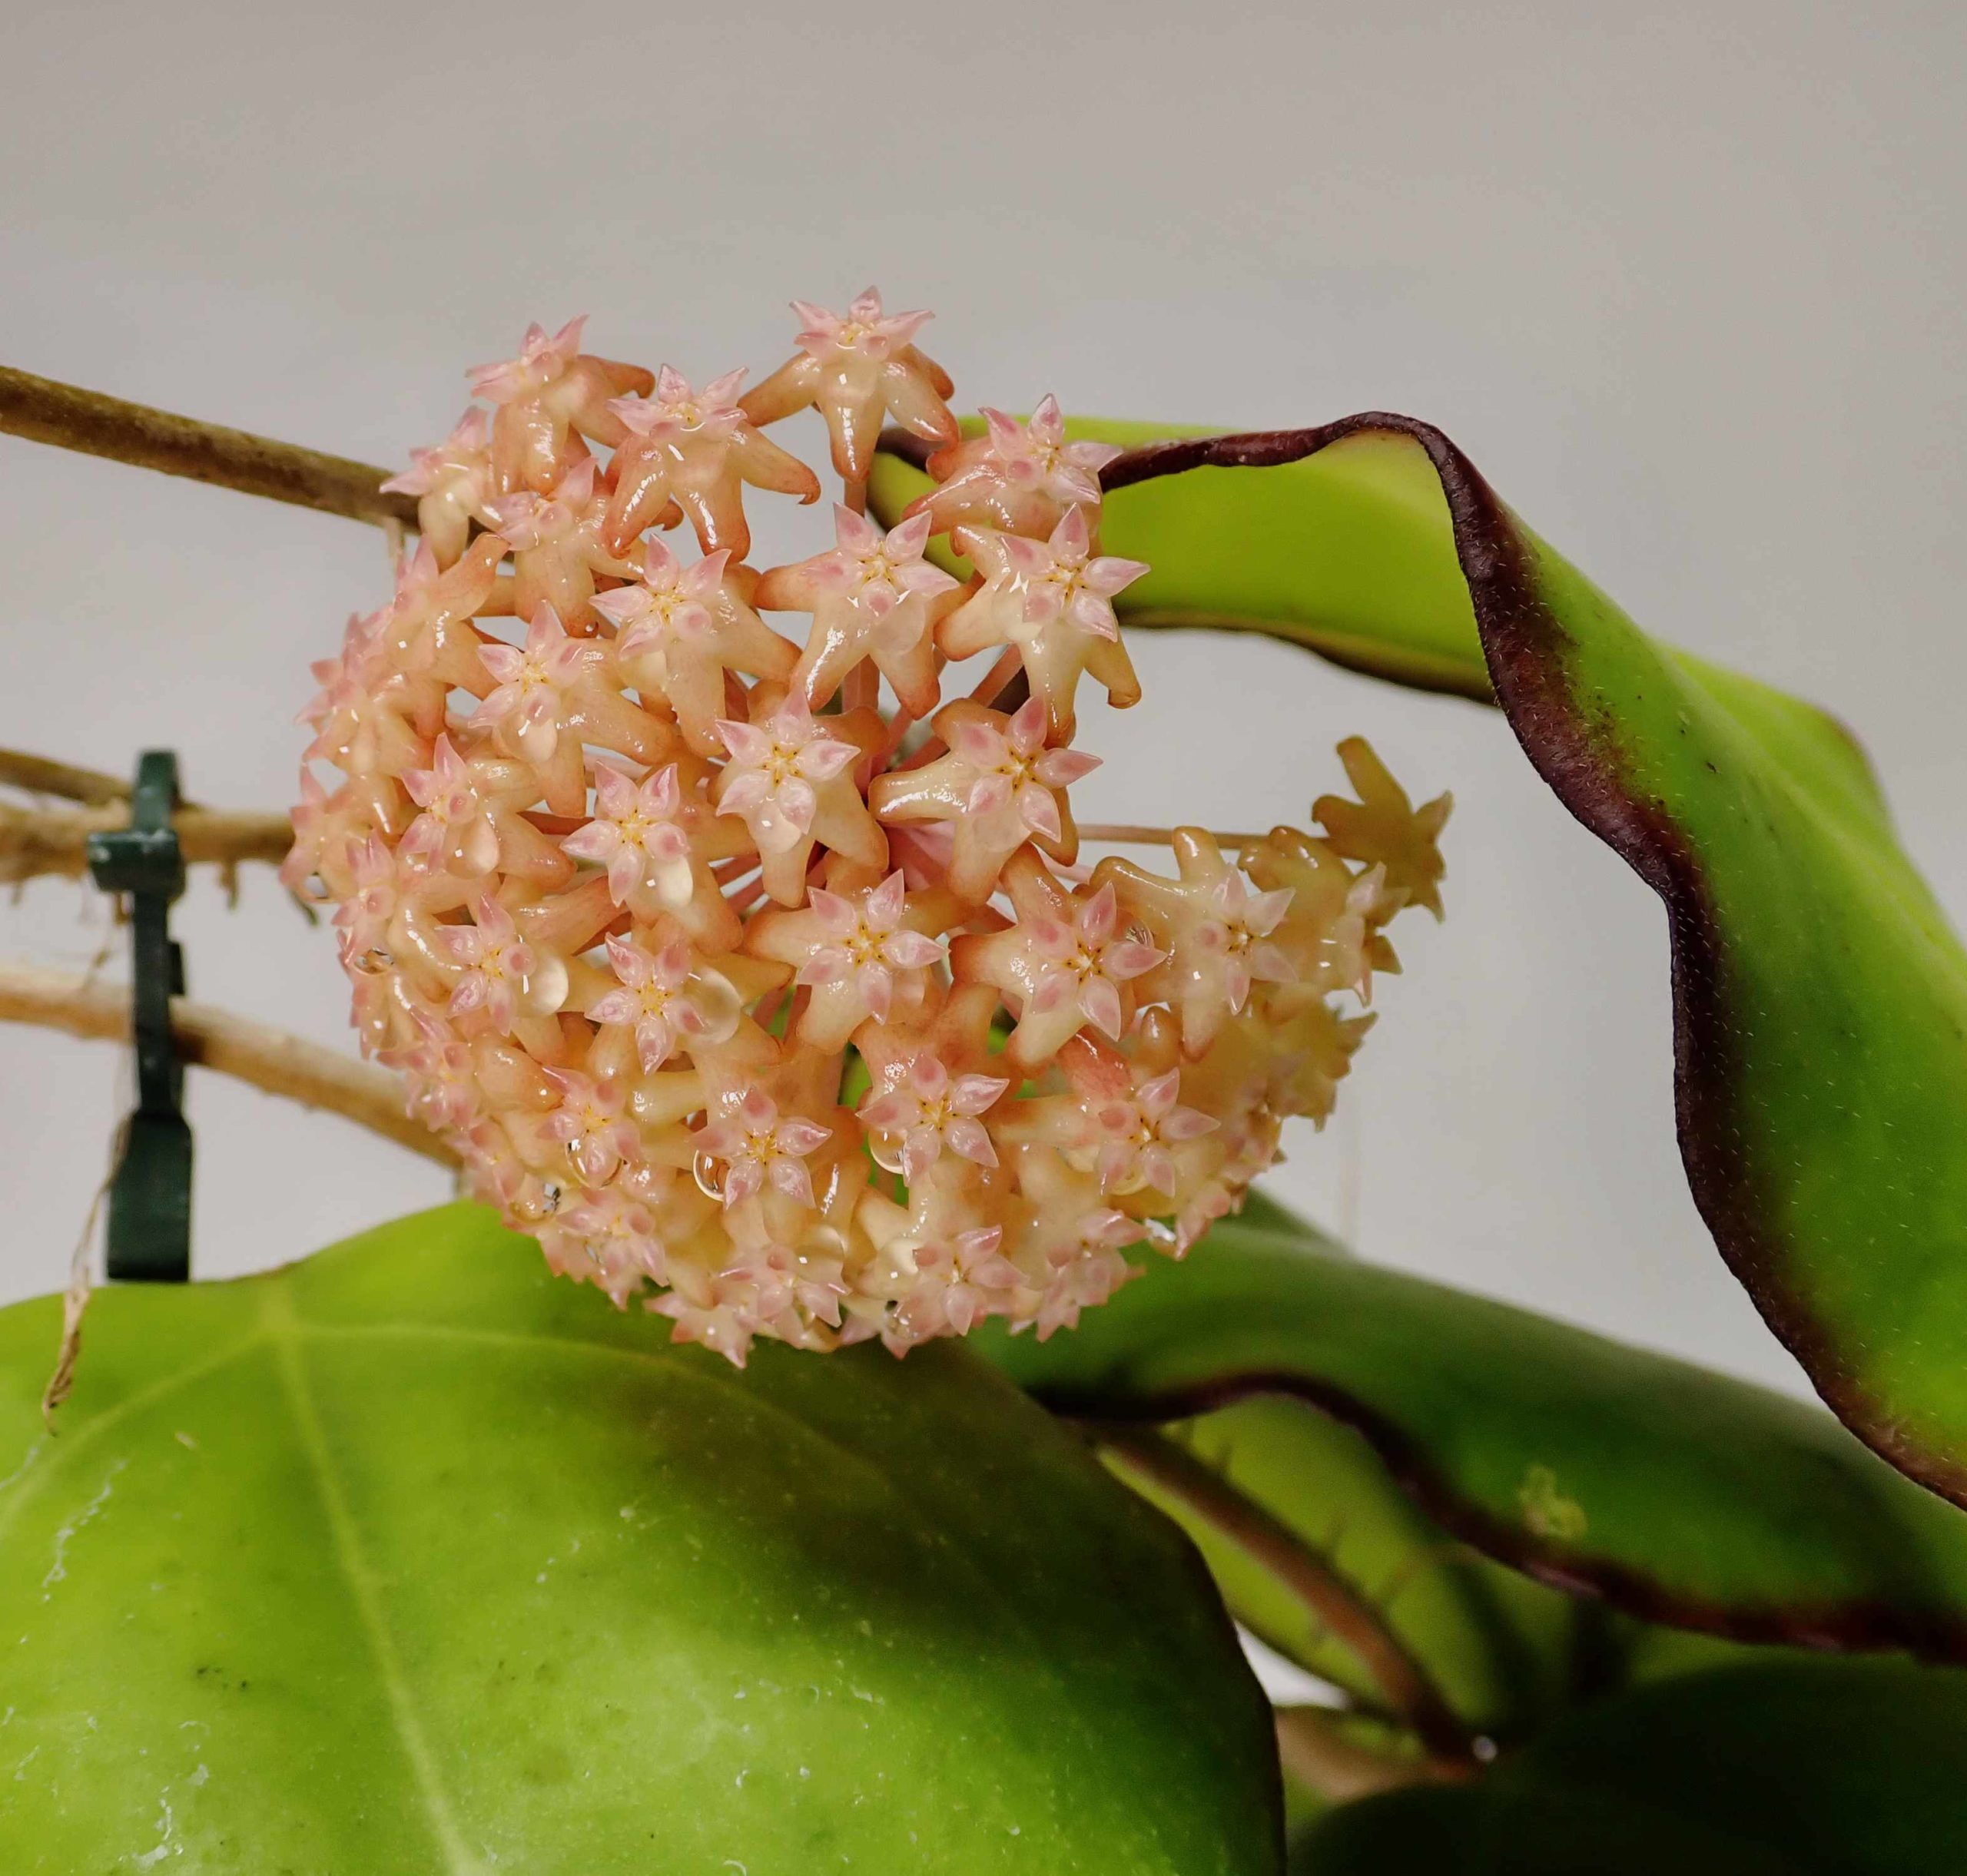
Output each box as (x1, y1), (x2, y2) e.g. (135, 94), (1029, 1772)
(260, 1284), (485, 1876)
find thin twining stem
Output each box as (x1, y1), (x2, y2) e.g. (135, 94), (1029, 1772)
(1, 798), (293, 887)
(1272, 1705), (1472, 1803)
(1093, 1423), (1475, 1763)
(1076, 823), (1268, 850)
(0, 961), (454, 1168)
(0, 364), (415, 531)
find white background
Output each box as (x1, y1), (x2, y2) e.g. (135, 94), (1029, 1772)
(2, 2), (1960, 1403)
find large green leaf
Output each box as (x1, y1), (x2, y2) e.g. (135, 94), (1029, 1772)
(977, 1208), (1967, 1664)
(875, 416), (1967, 1504)
(1290, 1656), (1967, 1873)
(0, 1202), (1280, 1874)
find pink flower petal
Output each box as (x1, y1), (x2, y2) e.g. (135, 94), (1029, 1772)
(1081, 975), (1123, 1039)
(715, 719), (774, 765)
(881, 930), (944, 969)
(1017, 783), (1063, 844)
(946, 1118), (998, 1168)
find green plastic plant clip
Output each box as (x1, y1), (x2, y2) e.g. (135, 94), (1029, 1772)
(85, 750), (191, 1282)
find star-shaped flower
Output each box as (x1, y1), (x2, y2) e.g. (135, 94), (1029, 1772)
(857, 1052), (1008, 1184)
(718, 1216), (851, 1331)
(476, 599), (678, 814)
(479, 456), (634, 630)
(466, 316), (592, 405)
(1086, 1062), (1219, 1198)
(712, 695), (887, 904)
(376, 1007), (481, 1134)
(938, 505), (1147, 738)
(745, 868), (948, 1051)
(851, 978), (1003, 1121)
(695, 1089), (833, 1210)
(583, 929), (717, 1072)
(595, 541), (800, 757)
(550, 1185), (668, 1305)
(999, 1145), (1140, 1341)
(540, 1069), (642, 1185)
(1237, 825), (1384, 999)
(471, 603), (607, 783)
(560, 761), (695, 906)
(396, 734), (575, 891)
(330, 832), (406, 970)
(911, 396), (1123, 539)
(440, 895), (542, 1032)
(373, 533), (511, 694)
(1252, 993), (1375, 1129)
(298, 647), (444, 784)
(652, 1275), (762, 1367)
(380, 407), (493, 568)
(741, 288), (959, 493)
(298, 606), (387, 730)
(602, 366), (820, 560)
(998, 1039), (1221, 1204)
(1098, 830), (1296, 1055)
(400, 734), (502, 877)
(757, 507), (960, 717)
(869, 694), (1098, 902)
(1313, 736), (1453, 920)
(1027, 1234), (1138, 1339)
(954, 855), (1163, 1071)
(901, 1225), (1023, 1342)
(466, 315), (655, 493)
(281, 767), (400, 900)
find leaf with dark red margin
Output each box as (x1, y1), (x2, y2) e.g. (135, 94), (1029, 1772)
(874, 416), (1967, 1503)
(975, 1210), (1967, 1663)
(1111, 1394), (1590, 1744)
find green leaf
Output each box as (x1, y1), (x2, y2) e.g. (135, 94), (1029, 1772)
(1106, 1400), (1585, 1742)
(0, 1202), (1280, 1874)
(977, 1208), (1967, 1665)
(877, 415), (1967, 1504)
(1290, 1656), (1967, 1874)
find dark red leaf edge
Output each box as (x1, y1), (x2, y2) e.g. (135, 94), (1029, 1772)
(1058, 1371), (1967, 1666)
(1094, 415), (1964, 1512)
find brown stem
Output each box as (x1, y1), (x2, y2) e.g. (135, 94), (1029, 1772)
(1272, 1705), (1472, 1804)
(0, 961), (455, 1167)
(1, 800), (294, 886)
(0, 364), (416, 531)
(1096, 1423), (1474, 1762)
(0, 750), (134, 806)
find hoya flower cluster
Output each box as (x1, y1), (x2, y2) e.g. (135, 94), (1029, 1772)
(288, 294), (1450, 1364)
